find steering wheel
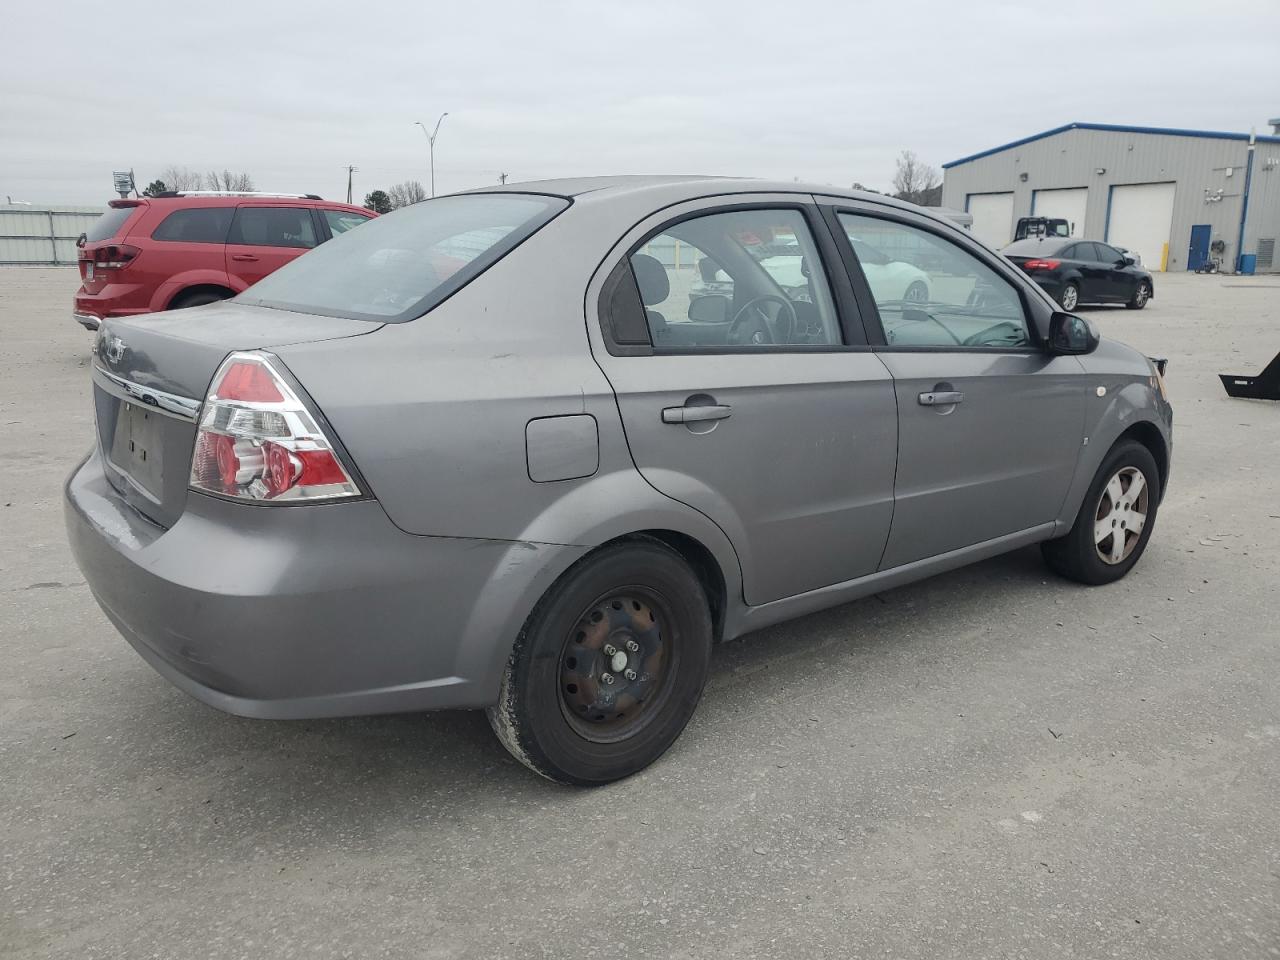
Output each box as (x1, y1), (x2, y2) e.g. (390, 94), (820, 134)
(727, 295), (797, 346)
(962, 320), (1025, 347)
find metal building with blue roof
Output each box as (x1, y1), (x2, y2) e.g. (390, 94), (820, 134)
(940, 122), (1280, 273)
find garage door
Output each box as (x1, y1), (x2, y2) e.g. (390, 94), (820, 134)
(966, 193), (1015, 249)
(1107, 182), (1176, 271)
(1032, 187), (1088, 237)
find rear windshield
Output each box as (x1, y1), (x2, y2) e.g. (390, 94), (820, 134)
(237, 193), (568, 322)
(85, 205), (139, 243)
(1002, 238), (1068, 257)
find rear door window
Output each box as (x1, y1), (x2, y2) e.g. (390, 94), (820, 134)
(323, 209), (373, 237)
(151, 207), (234, 244)
(237, 193), (568, 322)
(229, 206), (318, 248)
(85, 205), (140, 242)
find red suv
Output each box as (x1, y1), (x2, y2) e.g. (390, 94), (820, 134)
(73, 192), (374, 330)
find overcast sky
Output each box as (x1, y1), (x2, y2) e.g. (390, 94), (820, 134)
(4, 0), (1279, 205)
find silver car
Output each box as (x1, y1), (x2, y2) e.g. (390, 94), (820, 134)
(65, 177), (1173, 784)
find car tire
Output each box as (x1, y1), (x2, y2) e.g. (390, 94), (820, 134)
(1041, 439), (1160, 585)
(487, 539), (713, 785)
(904, 280), (929, 303)
(1126, 281), (1150, 310)
(1059, 282), (1080, 311)
(169, 289), (230, 310)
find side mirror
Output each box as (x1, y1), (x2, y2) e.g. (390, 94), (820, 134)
(1048, 311), (1099, 355)
(1122, 256), (1135, 266)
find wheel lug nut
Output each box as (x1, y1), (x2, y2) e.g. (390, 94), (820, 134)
(624, 669), (637, 681)
(625, 639), (639, 653)
(601, 672), (615, 685)
(603, 644), (617, 657)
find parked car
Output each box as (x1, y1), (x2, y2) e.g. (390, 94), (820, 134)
(66, 178), (1172, 785)
(72, 192), (374, 330)
(1003, 237), (1154, 311)
(1112, 245), (1142, 268)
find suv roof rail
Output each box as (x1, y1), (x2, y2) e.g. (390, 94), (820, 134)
(153, 191), (325, 200)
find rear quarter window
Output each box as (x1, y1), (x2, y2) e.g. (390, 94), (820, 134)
(237, 193), (568, 322)
(151, 207), (235, 244)
(85, 205), (140, 243)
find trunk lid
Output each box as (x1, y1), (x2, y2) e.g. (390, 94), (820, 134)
(92, 301), (380, 528)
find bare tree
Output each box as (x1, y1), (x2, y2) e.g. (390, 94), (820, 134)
(387, 180), (428, 209)
(204, 170), (256, 192)
(159, 165), (202, 192)
(891, 150), (941, 206)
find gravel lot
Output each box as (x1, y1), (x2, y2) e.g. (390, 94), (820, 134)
(2, 267), (1278, 959)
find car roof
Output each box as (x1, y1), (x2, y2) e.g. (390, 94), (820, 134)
(467, 174), (930, 214)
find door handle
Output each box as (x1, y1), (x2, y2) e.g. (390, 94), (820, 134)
(918, 391), (964, 406)
(662, 404), (732, 424)
(231, 254), (259, 262)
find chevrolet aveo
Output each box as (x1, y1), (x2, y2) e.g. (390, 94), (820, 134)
(66, 177), (1172, 785)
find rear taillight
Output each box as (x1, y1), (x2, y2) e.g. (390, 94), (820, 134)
(1022, 259), (1061, 271)
(92, 243), (141, 270)
(190, 352), (360, 503)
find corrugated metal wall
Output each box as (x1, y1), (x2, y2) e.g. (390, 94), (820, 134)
(0, 205), (104, 264)
(942, 128), (1280, 272)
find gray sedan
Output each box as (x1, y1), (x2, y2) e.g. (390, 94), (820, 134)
(65, 177), (1173, 784)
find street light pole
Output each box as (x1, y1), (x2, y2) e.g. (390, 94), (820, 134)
(415, 113), (449, 197)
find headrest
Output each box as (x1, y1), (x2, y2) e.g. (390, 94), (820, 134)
(631, 254), (669, 306)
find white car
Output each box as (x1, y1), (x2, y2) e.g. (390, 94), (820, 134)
(845, 237), (932, 303)
(758, 238), (932, 304)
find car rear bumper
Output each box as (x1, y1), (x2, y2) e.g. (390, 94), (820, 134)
(74, 285), (153, 324)
(65, 448), (585, 719)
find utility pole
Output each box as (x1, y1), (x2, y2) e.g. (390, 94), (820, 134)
(415, 113), (449, 197)
(345, 165), (357, 204)
(498, 172), (509, 185)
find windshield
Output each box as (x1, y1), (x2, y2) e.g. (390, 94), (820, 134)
(238, 193), (568, 322)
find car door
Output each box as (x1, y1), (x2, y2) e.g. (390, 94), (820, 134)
(1095, 242), (1136, 301)
(224, 204), (320, 288)
(588, 198), (898, 606)
(1065, 243), (1101, 302)
(823, 202), (1085, 569)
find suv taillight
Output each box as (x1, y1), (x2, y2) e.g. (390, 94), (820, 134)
(190, 352), (361, 503)
(92, 243), (141, 270)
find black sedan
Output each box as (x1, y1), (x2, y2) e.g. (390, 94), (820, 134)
(1004, 238), (1153, 311)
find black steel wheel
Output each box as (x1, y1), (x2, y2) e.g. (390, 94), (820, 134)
(487, 540), (712, 785)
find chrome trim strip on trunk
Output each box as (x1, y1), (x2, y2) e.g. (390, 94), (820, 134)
(92, 364), (202, 422)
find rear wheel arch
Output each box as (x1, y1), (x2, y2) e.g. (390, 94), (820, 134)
(166, 284), (235, 310)
(625, 530), (727, 643)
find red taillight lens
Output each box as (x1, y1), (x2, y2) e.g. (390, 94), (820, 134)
(92, 243), (140, 269)
(214, 360), (285, 403)
(190, 352), (360, 503)
(1022, 259), (1061, 271)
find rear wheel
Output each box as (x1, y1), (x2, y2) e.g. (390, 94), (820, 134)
(487, 540), (713, 785)
(1059, 282), (1080, 311)
(1126, 281), (1150, 310)
(169, 289), (231, 310)
(1042, 439), (1160, 585)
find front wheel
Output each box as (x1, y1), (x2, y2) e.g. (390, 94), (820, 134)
(1126, 281), (1150, 310)
(487, 540), (713, 785)
(1042, 439), (1160, 585)
(1059, 282), (1080, 311)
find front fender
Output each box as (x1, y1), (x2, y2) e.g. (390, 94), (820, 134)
(1054, 374), (1170, 530)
